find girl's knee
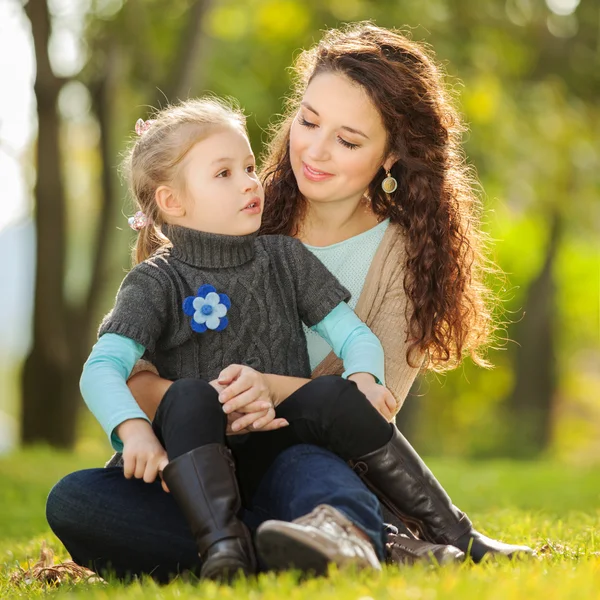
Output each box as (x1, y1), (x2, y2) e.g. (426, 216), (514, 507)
(285, 375), (370, 426)
(162, 378), (220, 408)
(313, 375), (370, 411)
(158, 378), (222, 421)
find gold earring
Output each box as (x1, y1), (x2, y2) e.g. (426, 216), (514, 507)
(381, 170), (398, 194)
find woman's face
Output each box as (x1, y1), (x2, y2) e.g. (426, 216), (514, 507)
(289, 71), (392, 208)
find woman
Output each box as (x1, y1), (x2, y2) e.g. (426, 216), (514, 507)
(46, 23), (532, 580)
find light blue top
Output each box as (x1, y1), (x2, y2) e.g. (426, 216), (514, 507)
(303, 218), (390, 370)
(81, 301), (384, 451)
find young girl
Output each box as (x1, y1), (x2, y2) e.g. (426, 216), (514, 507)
(80, 97), (391, 581)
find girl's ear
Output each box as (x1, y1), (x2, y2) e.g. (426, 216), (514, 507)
(155, 185), (186, 218)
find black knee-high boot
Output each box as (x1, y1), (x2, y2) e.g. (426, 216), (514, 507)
(351, 428), (534, 562)
(162, 444), (256, 581)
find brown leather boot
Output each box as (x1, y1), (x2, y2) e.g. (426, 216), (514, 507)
(162, 445), (256, 581)
(386, 532), (465, 565)
(351, 428), (534, 563)
(255, 504), (381, 576)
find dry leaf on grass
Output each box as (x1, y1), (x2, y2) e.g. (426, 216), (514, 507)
(9, 541), (106, 586)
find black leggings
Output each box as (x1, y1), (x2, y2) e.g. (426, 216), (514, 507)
(153, 375), (393, 499)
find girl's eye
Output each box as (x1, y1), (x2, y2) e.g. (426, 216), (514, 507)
(299, 115), (317, 129)
(245, 165), (255, 174)
(216, 169), (230, 178)
(338, 137), (359, 150)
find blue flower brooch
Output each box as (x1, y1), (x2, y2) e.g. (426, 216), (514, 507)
(183, 284), (231, 333)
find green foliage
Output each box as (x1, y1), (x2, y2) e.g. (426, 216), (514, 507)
(49, 0), (600, 458)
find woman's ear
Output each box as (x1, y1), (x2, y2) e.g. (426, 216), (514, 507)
(155, 185), (186, 218)
(382, 155), (399, 173)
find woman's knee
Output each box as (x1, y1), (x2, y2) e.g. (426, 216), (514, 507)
(46, 469), (106, 536)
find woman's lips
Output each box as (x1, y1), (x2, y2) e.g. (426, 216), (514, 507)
(302, 162), (334, 182)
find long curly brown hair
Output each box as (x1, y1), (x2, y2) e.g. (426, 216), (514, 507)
(259, 23), (498, 371)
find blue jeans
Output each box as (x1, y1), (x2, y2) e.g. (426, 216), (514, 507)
(46, 444), (386, 582)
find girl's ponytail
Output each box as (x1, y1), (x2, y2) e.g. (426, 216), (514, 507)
(133, 224), (168, 265)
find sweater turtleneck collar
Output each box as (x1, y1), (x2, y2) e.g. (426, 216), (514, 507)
(162, 224), (256, 268)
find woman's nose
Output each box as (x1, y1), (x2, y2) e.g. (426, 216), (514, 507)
(306, 133), (331, 162)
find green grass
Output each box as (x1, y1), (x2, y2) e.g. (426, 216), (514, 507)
(1, 446), (599, 599)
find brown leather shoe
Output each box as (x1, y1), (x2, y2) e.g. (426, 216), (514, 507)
(386, 532), (465, 566)
(256, 504), (381, 576)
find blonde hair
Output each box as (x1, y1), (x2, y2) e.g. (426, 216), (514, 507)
(122, 98), (247, 264)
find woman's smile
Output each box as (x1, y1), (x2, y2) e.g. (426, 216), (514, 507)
(302, 161), (335, 182)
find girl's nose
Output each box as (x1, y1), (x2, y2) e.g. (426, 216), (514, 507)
(242, 173), (258, 193)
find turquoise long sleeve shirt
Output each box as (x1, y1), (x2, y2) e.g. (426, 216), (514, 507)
(81, 301), (384, 451)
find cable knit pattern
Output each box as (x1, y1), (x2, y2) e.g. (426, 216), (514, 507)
(99, 225), (350, 383)
(124, 223), (423, 411)
(311, 223), (424, 410)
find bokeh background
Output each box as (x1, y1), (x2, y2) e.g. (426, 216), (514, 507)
(1, 0), (598, 463)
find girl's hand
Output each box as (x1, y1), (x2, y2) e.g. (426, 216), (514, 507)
(348, 373), (398, 422)
(118, 419), (170, 493)
(216, 363), (276, 418)
(225, 408), (289, 434)
(211, 365), (289, 434)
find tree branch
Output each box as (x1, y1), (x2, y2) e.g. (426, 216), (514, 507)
(164, 0), (213, 101)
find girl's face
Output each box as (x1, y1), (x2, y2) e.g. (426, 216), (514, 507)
(289, 72), (392, 209)
(175, 127), (264, 235)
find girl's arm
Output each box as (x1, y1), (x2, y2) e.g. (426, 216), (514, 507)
(311, 302), (397, 421)
(311, 302), (385, 384)
(219, 304), (392, 422)
(80, 333), (150, 450)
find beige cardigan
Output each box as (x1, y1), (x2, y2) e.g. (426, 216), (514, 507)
(311, 222), (422, 411)
(132, 222), (422, 411)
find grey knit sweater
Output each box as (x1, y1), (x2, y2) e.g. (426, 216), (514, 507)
(99, 224), (350, 382)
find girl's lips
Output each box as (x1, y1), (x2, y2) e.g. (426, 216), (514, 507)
(242, 197), (262, 214)
(302, 162), (334, 182)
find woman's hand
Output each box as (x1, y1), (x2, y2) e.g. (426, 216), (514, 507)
(212, 364), (289, 433)
(348, 372), (398, 422)
(117, 419), (170, 493)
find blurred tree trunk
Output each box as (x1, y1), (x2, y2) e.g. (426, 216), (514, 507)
(21, 0), (211, 448)
(505, 211), (563, 457)
(21, 0), (76, 447)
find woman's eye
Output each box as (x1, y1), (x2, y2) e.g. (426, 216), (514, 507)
(216, 169), (230, 178)
(299, 116), (317, 129)
(338, 137), (359, 150)
(245, 165), (255, 173)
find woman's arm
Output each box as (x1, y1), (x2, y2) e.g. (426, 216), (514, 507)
(263, 374), (310, 406)
(127, 370), (173, 420)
